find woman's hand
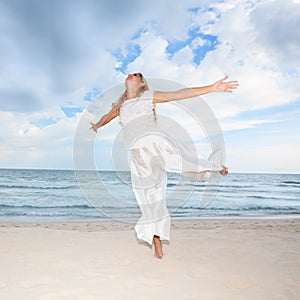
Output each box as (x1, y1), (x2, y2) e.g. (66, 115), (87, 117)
(90, 122), (98, 133)
(211, 75), (239, 93)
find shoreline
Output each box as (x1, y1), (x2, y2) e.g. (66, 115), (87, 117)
(0, 216), (299, 232)
(0, 213), (300, 225)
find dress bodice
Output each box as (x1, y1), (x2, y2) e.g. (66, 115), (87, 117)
(119, 90), (159, 150)
(119, 90), (155, 127)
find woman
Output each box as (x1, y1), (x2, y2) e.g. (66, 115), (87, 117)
(90, 73), (238, 259)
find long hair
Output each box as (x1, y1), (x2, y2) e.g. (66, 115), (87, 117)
(112, 73), (157, 121)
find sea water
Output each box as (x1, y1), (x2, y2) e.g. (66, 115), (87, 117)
(0, 169), (299, 222)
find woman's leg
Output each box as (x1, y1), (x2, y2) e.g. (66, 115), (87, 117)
(153, 235), (163, 259)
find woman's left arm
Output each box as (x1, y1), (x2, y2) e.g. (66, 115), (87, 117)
(153, 76), (239, 104)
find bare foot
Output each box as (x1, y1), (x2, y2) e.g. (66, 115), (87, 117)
(220, 166), (228, 176)
(153, 235), (163, 259)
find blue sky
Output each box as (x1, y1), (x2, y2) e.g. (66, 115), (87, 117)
(0, 0), (299, 173)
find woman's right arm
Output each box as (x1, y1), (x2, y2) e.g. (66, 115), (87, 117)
(90, 107), (118, 133)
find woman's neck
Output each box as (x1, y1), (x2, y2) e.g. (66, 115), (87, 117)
(126, 89), (140, 100)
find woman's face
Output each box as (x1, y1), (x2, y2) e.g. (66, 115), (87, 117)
(125, 73), (144, 89)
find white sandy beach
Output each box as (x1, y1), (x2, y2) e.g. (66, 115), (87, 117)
(0, 218), (300, 300)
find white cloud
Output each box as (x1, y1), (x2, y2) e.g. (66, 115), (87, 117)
(127, 31), (178, 79)
(250, 0), (300, 66)
(0, 110), (79, 169)
(0, 0), (299, 172)
(171, 46), (194, 66)
(185, 0), (300, 119)
(220, 118), (277, 131)
(191, 37), (210, 49)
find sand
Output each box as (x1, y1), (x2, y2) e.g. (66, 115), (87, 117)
(0, 218), (300, 300)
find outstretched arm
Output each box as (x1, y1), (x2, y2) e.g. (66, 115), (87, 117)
(90, 107), (118, 133)
(153, 76), (239, 103)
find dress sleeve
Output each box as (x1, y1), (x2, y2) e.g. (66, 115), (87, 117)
(142, 90), (154, 103)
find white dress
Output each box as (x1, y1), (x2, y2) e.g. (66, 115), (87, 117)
(119, 90), (223, 245)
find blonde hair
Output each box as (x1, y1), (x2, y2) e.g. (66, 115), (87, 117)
(112, 73), (157, 122)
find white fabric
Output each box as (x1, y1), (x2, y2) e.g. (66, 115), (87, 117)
(119, 90), (223, 245)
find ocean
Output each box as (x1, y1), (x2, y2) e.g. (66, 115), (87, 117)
(0, 168), (299, 222)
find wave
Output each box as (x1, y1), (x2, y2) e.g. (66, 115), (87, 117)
(179, 205), (300, 211)
(172, 211), (300, 217)
(245, 195), (284, 200)
(281, 181), (300, 185)
(1, 204), (299, 218)
(0, 184), (77, 190)
(0, 204), (140, 210)
(167, 183), (177, 187)
(0, 204), (93, 209)
(277, 183), (300, 188)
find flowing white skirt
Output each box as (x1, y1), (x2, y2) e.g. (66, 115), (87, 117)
(130, 134), (223, 245)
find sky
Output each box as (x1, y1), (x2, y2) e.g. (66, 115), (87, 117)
(0, 0), (299, 173)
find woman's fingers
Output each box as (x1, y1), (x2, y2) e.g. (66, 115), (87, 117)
(227, 81), (239, 92)
(221, 75), (228, 82)
(90, 122), (97, 132)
